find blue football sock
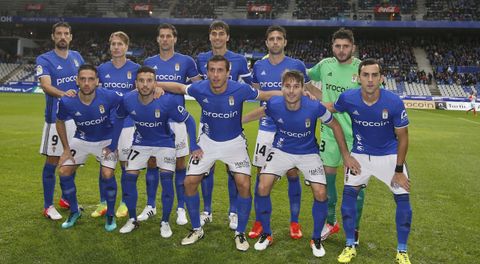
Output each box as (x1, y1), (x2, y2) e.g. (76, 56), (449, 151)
(120, 166), (126, 203)
(395, 194), (412, 252)
(227, 170), (238, 214)
(201, 167), (214, 213)
(124, 172), (138, 220)
(185, 192), (201, 229)
(257, 194), (272, 235)
(146, 168), (159, 207)
(98, 167), (107, 203)
(61, 171), (76, 201)
(102, 176), (117, 216)
(175, 168), (187, 209)
(254, 172), (261, 221)
(341, 186), (359, 246)
(160, 171), (174, 222)
(312, 199), (328, 239)
(59, 175), (78, 214)
(42, 163), (56, 208)
(326, 173), (337, 224)
(288, 175), (301, 223)
(236, 195), (252, 233)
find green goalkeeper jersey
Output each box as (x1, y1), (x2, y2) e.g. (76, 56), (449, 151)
(307, 57), (361, 141)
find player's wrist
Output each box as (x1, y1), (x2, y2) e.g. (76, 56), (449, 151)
(395, 164), (404, 173)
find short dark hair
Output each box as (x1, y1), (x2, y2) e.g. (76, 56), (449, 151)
(265, 25), (287, 39)
(78, 64), (97, 76)
(157, 23), (177, 37)
(358, 58), (382, 75)
(207, 55), (230, 71)
(209, 20), (229, 35)
(332, 28), (354, 44)
(281, 70), (304, 87)
(52, 22), (71, 34)
(137, 66), (156, 76)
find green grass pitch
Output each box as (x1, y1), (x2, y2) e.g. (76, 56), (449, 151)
(0, 93), (478, 263)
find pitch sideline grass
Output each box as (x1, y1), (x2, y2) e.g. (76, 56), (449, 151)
(0, 93), (478, 263)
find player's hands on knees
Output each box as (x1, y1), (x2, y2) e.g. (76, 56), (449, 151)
(190, 148), (204, 161)
(59, 150), (75, 166)
(63, 89), (77, 97)
(153, 86), (165, 99)
(344, 155), (361, 175)
(102, 147), (118, 161)
(391, 172), (410, 192)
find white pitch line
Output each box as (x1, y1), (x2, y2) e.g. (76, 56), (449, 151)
(458, 118), (480, 125)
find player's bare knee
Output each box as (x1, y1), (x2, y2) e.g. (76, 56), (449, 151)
(286, 168), (298, 178)
(175, 156), (186, 170)
(311, 183), (327, 201)
(59, 165), (74, 176)
(147, 157), (156, 168)
(257, 182), (270, 196)
(46, 156), (59, 166)
(101, 167), (115, 179)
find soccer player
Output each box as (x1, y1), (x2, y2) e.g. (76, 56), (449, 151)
(306, 28), (366, 243)
(243, 70), (359, 257)
(466, 90), (477, 116)
(158, 55), (282, 251)
(248, 25), (312, 240)
(142, 23), (202, 227)
(196, 20), (254, 230)
(56, 64), (123, 231)
(93, 31), (140, 219)
(36, 22), (84, 220)
(112, 66), (200, 236)
(328, 59), (412, 264)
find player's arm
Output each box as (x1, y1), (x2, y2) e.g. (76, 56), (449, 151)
(156, 82), (188, 95)
(56, 101), (74, 165)
(39, 75), (76, 98)
(184, 115), (203, 161)
(242, 106), (266, 124)
(257, 90), (282, 101)
(251, 82), (261, 90)
(189, 75), (203, 82)
(325, 117), (361, 174)
(392, 126), (410, 192)
(108, 99), (127, 152)
(304, 82), (322, 100)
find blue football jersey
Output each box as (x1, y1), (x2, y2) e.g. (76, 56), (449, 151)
(98, 60), (140, 128)
(57, 88), (123, 142)
(116, 92), (189, 148)
(196, 50), (252, 84)
(266, 96), (332, 155)
(186, 80), (259, 141)
(334, 89), (409, 155)
(144, 52), (199, 106)
(252, 56), (310, 132)
(36, 50), (84, 123)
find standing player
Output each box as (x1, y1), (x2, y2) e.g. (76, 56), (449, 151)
(56, 64), (123, 231)
(306, 28), (366, 243)
(159, 55), (282, 251)
(248, 25), (312, 240)
(36, 22), (84, 220)
(92, 31), (140, 219)
(243, 70), (359, 257)
(196, 20), (254, 229)
(142, 23), (202, 227)
(466, 90), (477, 116)
(328, 59), (412, 264)
(111, 66), (200, 236)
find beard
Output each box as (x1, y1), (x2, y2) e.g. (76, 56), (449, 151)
(334, 52), (352, 63)
(55, 41), (69, 50)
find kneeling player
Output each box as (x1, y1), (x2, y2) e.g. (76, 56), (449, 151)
(56, 64), (123, 231)
(111, 66), (200, 236)
(243, 70), (359, 257)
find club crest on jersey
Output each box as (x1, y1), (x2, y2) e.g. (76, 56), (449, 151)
(74, 59), (79, 67)
(229, 96), (235, 106)
(382, 109), (388, 119)
(36, 65), (43, 75)
(305, 118), (311, 128)
(155, 109), (160, 118)
(99, 105), (105, 114)
(352, 74), (358, 83)
(175, 63), (180, 71)
(127, 71), (132, 79)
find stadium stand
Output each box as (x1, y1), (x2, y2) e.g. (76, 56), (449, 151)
(293, 0), (351, 20)
(424, 0), (479, 21)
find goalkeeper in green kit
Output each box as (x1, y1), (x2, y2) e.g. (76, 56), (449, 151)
(307, 28), (365, 245)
